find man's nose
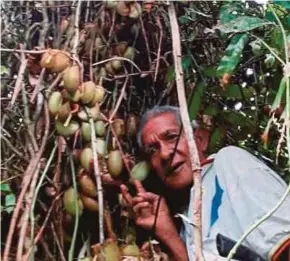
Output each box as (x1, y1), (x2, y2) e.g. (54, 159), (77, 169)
(160, 143), (173, 161)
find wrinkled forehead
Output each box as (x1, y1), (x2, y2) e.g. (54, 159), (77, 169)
(141, 112), (179, 143)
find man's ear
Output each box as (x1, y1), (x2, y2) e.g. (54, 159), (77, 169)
(193, 128), (210, 152)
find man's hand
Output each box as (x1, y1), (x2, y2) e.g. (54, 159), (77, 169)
(120, 180), (171, 236)
(120, 180), (189, 261)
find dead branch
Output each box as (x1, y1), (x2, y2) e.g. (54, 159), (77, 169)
(154, 16), (163, 83)
(17, 163), (41, 260)
(108, 76), (129, 122)
(168, 3), (204, 261)
(92, 57), (142, 73)
(1, 134), (28, 162)
(3, 101), (50, 261)
(10, 45), (28, 106)
(90, 118), (105, 245)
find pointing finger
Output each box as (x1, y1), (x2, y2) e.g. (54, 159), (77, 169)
(134, 180), (146, 194)
(120, 184), (133, 206)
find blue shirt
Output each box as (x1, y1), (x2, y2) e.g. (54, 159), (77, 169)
(180, 146), (290, 260)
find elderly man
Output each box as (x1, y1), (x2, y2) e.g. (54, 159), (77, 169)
(121, 106), (290, 261)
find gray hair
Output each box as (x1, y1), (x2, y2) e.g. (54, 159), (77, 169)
(137, 105), (182, 149)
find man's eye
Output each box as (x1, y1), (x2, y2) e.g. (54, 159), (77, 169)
(167, 133), (178, 141)
(149, 147), (157, 154)
(146, 146), (157, 155)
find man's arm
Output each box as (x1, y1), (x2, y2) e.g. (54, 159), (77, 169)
(155, 219), (188, 261)
(121, 181), (189, 261)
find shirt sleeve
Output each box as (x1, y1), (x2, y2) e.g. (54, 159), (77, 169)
(213, 146), (290, 260)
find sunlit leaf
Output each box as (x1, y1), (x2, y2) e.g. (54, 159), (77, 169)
(219, 2), (244, 24)
(0, 66), (9, 75)
(271, 76), (286, 111)
(188, 82), (205, 120)
(217, 34), (248, 76)
(265, 4), (290, 30)
(215, 16), (274, 34)
(280, 106), (287, 119)
(272, 0), (290, 10)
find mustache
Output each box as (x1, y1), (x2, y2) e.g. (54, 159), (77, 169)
(164, 161), (184, 176)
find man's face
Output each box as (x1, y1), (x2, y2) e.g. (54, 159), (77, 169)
(142, 112), (193, 190)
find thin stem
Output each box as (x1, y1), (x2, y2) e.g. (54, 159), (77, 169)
(269, 4), (289, 63)
(68, 155), (80, 261)
(29, 144), (57, 260)
(269, 3), (290, 167)
(0, 48), (46, 54)
(17, 164), (41, 260)
(92, 57), (141, 73)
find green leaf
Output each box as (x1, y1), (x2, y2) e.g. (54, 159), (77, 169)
(249, 40), (264, 56)
(166, 57), (192, 82)
(1, 183), (15, 214)
(207, 127), (224, 153)
(187, 31), (196, 42)
(271, 76), (286, 111)
(0, 66), (9, 75)
(272, 0), (290, 9)
(215, 16), (274, 34)
(179, 15), (190, 24)
(219, 2), (244, 24)
(203, 66), (217, 77)
(188, 82), (206, 120)
(221, 84), (243, 99)
(280, 106), (287, 119)
(5, 194), (15, 214)
(217, 34), (249, 76)
(223, 111), (255, 128)
(269, 29), (284, 51)
(1, 183), (11, 194)
(264, 53), (276, 68)
(166, 66), (175, 83)
(204, 105), (219, 116)
(265, 4), (290, 29)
